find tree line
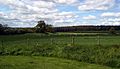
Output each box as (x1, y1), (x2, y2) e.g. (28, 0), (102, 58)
(0, 20), (119, 35)
(54, 25), (119, 34)
(54, 25), (119, 32)
(0, 21), (54, 35)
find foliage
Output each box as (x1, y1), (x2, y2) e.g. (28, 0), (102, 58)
(35, 21), (46, 33)
(35, 20), (54, 33)
(54, 26), (120, 32)
(0, 24), (9, 35)
(0, 24), (32, 35)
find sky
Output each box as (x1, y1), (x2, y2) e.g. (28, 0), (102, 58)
(0, 0), (120, 27)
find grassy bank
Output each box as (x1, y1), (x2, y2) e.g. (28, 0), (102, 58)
(0, 56), (112, 69)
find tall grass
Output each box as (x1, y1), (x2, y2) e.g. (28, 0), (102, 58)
(0, 33), (120, 68)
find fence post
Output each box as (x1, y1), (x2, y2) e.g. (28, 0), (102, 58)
(51, 38), (53, 45)
(97, 35), (100, 46)
(27, 38), (29, 47)
(72, 36), (75, 46)
(1, 40), (3, 47)
(36, 41), (39, 47)
(0, 40), (4, 52)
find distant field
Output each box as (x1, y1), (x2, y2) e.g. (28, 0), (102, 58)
(0, 33), (120, 68)
(0, 33), (120, 46)
(0, 56), (112, 69)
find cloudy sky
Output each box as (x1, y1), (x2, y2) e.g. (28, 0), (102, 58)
(0, 0), (120, 27)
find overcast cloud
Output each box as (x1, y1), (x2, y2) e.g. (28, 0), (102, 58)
(0, 0), (120, 27)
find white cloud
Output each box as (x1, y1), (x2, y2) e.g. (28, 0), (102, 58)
(83, 15), (96, 20)
(100, 18), (120, 25)
(78, 0), (115, 11)
(102, 21), (120, 25)
(52, 11), (78, 26)
(0, 12), (4, 16)
(0, 0), (60, 27)
(0, 0), (118, 27)
(54, 12), (76, 19)
(100, 12), (120, 25)
(101, 12), (120, 17)
(108, 18), (120, 22)
(54, 0), (78, 4)
(33, 1), (55, 8)
(0, 0), (56, 13)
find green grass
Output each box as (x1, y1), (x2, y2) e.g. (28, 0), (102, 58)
(0, 56), (112, 69)
(0, 33), (120, 47)
(0, 33), (120, 68)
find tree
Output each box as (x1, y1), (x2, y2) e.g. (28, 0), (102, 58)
(0, 24), (4, 34)
(46, 24), (54, 33)
(109, 27), (116, 34)
(0, 24), (8, 34)
(35, 20), (54, 33)
(35, 21), (46, 33)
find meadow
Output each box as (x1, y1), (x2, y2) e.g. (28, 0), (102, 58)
(0, 33), (120, 69)
(0, 56), (112, 69)
(0, 33), (120, 46)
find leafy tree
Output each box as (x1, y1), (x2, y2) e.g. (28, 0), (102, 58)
(0, 24), (4, 32)
(0, 24), (8, 34)
(109, 27), (116, 34)
(46, 24), (54, 33)
(35, 20), (54, 33)
(35, 21), (46, 33)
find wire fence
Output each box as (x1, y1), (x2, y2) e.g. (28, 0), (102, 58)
(0, 35), (120, 47)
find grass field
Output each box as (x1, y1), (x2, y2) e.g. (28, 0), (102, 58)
(0, 33), (120, 46)
(0, 56), (112, 69)
(0, 33), (120, 68)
